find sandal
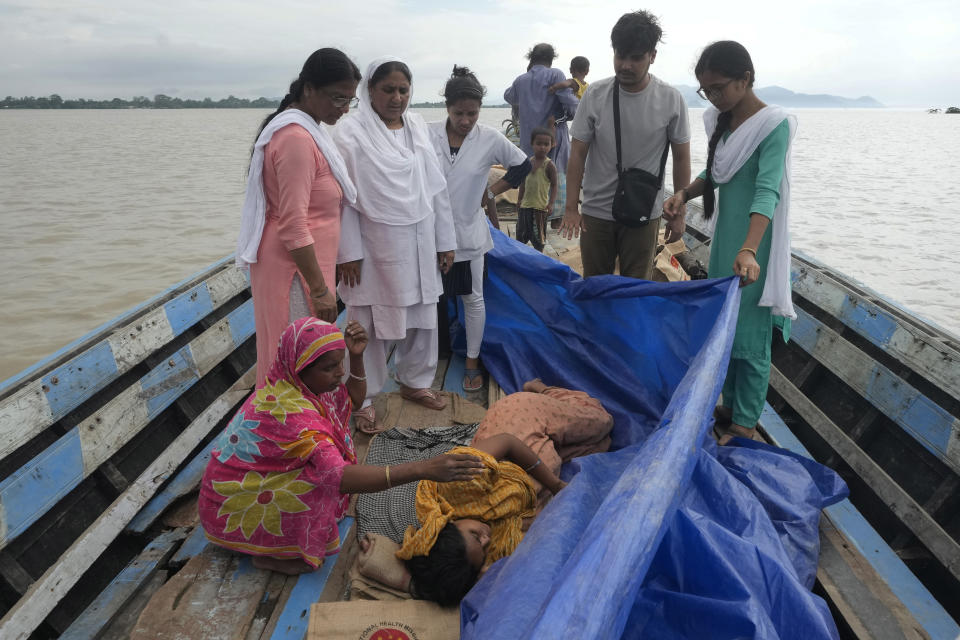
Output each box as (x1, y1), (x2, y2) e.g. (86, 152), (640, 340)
(713, 422), (763, 446)
(400, 386), (447, 411)
(353, 405), (380, 435)
(462, 368), (484, 392)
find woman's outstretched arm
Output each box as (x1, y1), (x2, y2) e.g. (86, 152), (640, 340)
(339, 454), (484, 494)
(473, 434), (565, 493)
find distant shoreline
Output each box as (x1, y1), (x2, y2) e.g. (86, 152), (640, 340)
(2, 96), (951, 111)
(0, 95), (280, 109)
(0, 97), (514, 110)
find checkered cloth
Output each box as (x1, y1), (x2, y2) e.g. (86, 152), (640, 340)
(355, 425), (479, 544)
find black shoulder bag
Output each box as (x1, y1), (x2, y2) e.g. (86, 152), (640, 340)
(611, 79), (671, 227)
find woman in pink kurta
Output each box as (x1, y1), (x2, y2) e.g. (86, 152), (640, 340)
(251, 126), (345, 385)
(233, 48), (363, 385)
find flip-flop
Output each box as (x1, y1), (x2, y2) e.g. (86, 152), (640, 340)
(462, 368), (484, 392)
(714, 422), (763, 446)
(353, 405), (381, 435)
(713, 407), (733, 428)
(400, 386), (447, 411)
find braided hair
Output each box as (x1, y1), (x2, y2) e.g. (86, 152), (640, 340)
(695, 41), (755, 219)
(443, 65), (486, 106)
(253, 47), (361, 144)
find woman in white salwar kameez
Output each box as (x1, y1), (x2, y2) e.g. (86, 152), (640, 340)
(428, 66), (530, 391)
(334, 56), (457, 433)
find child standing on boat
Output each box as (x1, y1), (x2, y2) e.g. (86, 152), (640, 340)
(516, 127), (558, 252)
(663, 41), (796, 445)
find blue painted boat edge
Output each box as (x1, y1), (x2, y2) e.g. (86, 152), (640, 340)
(792, 247), (960, 345)
(0, 254), (237, 395)
(170, 526), (210, 566)
(127, 439), (217, 534)
(758, 403), (960, 640)
(0, 300), (256, 550)
(790, 307), (958, 469)
(268, 516), (355, 640)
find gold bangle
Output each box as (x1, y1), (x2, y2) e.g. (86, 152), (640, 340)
(385, 465), (391, 489)
(738, 247), (757, 258)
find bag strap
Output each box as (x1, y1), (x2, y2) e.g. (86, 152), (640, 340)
(613, 78), (673, 186)
(655, 137), (671, 188)
(613, 79), (623, 176)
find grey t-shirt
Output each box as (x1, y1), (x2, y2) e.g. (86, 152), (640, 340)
(570, 74), (690, 221)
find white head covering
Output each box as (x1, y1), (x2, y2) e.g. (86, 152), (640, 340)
(332, 55), (448, 226)
(236, 108), (357, 268)
(704, 104), (797, 320)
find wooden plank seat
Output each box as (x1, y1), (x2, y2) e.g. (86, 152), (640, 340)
(0, 299), (255, 553)
(59, 527), (189, 640)
(0, 374), (252, 638)
(0, 259), (256, 638)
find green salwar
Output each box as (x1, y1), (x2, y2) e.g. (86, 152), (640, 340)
(702, 119), (791, 426)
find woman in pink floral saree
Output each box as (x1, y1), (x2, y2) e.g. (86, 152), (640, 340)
(199, 317), (484, 574)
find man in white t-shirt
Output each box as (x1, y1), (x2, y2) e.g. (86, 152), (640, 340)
(559, 10), (691, 279)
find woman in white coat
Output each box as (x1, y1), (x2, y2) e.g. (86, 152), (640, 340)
(334, 57), (457, 432)
(428, 66), (530, 391)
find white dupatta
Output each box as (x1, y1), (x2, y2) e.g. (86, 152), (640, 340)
(235, 108), (357, 268)
(331, 55), (448, 226)
(704, 105), (797, 320)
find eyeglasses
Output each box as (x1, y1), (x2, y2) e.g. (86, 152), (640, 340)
(696, 78), (735, 101)
(324, 90), (359, 109)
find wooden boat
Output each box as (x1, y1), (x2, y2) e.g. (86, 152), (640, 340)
(0, 203), (957, 638)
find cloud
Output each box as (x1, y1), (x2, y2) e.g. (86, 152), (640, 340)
(1, 0), (958, 105)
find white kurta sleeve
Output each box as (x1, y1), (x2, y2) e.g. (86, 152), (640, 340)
(433, 189), (457, 253)
(337, 203), (364, 264)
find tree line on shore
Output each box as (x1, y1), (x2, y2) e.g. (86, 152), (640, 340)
(1, 95), (514, 110)
(1, 94), (281, 109)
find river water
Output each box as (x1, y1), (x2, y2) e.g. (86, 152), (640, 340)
(1, 107), (958, 381)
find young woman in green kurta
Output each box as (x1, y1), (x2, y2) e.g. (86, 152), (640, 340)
(663, 41), (795, 444)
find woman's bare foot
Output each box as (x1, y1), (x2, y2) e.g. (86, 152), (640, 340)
(252, 555), (318, 575)
(522, 378), (548, 393)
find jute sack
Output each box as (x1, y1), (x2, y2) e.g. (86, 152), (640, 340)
(308, 600), (459, 640)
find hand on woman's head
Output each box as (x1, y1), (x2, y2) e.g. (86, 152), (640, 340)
(420, 453), (484, 483)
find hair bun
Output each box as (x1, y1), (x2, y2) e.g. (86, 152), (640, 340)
(451, 65), (472, 78)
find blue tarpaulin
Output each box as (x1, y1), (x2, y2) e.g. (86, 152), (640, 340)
(454, 228), (848, 639)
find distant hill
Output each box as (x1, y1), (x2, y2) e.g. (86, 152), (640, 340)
(411, 101), (510, 108)
(675, 85), (884, 108)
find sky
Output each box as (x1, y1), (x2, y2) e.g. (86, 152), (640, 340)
(1, 0), (958, 107)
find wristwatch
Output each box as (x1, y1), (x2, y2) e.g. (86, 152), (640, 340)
(486, 187), (496, 202)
